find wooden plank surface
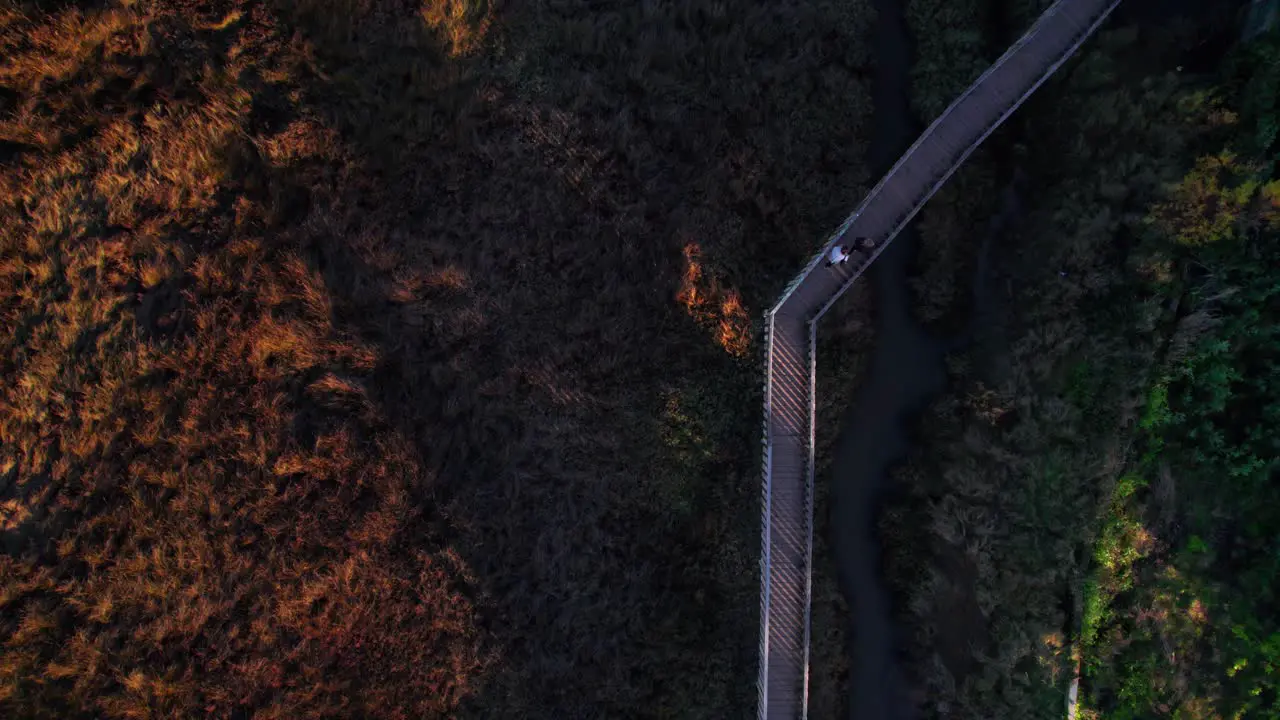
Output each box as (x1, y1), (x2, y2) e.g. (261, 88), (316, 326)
(755, 1), (1122, 718)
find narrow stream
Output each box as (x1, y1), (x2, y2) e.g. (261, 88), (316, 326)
(826, 0), (945, 718)
(824, 1), (1246, 717)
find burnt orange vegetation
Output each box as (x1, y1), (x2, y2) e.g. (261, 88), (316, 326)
(0, 0), (873, 716)
(677, 243), (752, 357)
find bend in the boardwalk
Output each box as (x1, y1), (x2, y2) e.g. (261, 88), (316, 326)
(754, 0), (1123, 718)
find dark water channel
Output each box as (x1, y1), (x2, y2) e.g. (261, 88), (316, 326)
(824, 0), (946, 718)
(824, 2), (1245, 718)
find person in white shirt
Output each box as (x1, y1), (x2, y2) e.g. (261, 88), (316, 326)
(826, 244), (851, 267)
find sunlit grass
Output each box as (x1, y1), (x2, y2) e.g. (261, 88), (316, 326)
(421, 0), (493, 58)
(1, 0), (879, 713)
(677, 243), (752, 357)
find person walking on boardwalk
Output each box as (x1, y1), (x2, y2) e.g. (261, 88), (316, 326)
(827, 237), (877, 267)
(826, 244), (851, 267)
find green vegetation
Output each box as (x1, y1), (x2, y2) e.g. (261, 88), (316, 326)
(1079, 38), (1280, 714)
(809, 278), (878, 717)
(905, 0), (1001, 330)
(0, 0), (877, 716)
(883, 3), (1280, 717)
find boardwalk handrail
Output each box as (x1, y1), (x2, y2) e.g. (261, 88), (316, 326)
(813, 0), (1123, 322)
(801, 321), (817, 714)
(770, 0), (1119, 321)
(756, 313), (775, 716)
(755, 1), (1122, 718)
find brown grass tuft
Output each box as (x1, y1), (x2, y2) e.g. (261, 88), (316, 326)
(420, 0), (493, 57)
(678, 243), (753, 357)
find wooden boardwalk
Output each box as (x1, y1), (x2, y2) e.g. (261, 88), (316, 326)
(755, 0), (1122, 717)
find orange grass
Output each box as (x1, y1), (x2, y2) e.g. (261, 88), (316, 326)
(0, 0), (875, 715)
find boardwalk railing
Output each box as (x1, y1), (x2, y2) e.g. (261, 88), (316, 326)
(754, 0), (1122, 717)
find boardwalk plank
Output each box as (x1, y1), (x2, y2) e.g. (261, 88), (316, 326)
(756, 1), (1120, 717)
